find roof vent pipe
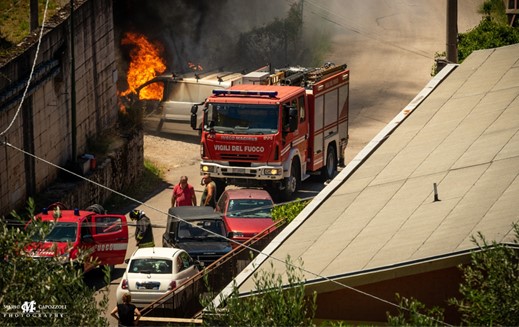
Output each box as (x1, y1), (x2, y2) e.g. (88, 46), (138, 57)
(433, 183), (441, 202)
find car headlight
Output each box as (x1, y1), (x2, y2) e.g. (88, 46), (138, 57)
(230, 231), (244, 238)
(264, 168), (282, 176)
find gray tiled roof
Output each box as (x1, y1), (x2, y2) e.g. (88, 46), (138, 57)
(232, 44), (519, 294)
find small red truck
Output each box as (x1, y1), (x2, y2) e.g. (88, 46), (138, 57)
(25, 203), (129, 272)
(191, 63), (350, 200)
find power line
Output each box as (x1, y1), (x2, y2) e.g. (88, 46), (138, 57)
(303, 0), (433, 60)
(1, 139), (450, 326)
(0, 0), (51, 137)
(0, 1), (448, 321)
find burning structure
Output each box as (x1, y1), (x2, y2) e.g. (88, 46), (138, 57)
(113, 0), (324, 109)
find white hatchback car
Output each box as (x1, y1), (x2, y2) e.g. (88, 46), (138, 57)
(116, 247), (200, 306)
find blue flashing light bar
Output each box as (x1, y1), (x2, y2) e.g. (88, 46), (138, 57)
(212, 89), (278, 97)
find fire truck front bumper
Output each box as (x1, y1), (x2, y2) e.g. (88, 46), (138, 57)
(200, 162), (284, 180)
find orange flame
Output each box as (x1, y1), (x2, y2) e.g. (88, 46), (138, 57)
(120, 32), (167, 100)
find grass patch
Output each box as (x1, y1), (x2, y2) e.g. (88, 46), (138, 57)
(103, 158), (165, 212)
(0, 0), (67, 45)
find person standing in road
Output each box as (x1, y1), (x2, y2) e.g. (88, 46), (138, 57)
(111, 293), (141, 326)
(172, 176), (197, 207)
(129, 209), (155, 248)
(200, 173), (217, 209)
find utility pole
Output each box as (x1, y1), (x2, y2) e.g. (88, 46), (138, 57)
(70, 0), (77, 162)
(446, 0), (458, 63)
(30, 0), (38, 31)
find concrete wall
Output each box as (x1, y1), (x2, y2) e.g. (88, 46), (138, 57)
(0, 0), (141, 215)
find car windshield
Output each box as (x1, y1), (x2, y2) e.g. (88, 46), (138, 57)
(227, 199), (273, 218)
(31, 222), (78, 242)
(177, 220), (226, 240)
(206, 103), (279, 135)
(129, 258), (173, 274)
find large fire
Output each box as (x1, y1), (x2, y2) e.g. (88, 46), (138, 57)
(120, 32), (166, 100)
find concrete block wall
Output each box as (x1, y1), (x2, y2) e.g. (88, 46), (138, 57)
(0, 0), (138, 215)
(35, 130), (144, 211)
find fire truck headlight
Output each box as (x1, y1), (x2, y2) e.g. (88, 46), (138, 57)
(57, 252), (70, 264)
(201, 165), (215, 173)
(264, 168), (281, 176)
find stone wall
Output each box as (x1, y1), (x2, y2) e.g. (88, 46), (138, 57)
(0, 0), (140, 215)
(35, 130), (144, 211)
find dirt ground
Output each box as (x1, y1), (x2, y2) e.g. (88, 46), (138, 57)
(140, 112), (201, 182)
(143, 133), (199, 173)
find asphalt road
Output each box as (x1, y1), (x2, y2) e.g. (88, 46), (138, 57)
(98, 1), (484, 325)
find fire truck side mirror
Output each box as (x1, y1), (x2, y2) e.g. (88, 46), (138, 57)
(190, 105), (198, 130)
(288, 107), (298, 132)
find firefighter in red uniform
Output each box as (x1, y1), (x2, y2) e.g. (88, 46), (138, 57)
(129, 210), (155, 248)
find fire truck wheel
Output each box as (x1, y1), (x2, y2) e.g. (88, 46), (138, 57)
(321, 145), (337, 182)
(282, 161), (300, 201)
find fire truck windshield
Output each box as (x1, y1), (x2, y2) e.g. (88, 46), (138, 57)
(206, 104), (279, 135)
(31, 222), (78, 242)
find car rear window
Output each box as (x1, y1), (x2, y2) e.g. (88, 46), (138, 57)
(129, 258), (173, 274)
(228, 199), (273, 218)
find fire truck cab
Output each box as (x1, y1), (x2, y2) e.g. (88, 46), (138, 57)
(25, 205), (129, 272)
(191, 63), (349, 200)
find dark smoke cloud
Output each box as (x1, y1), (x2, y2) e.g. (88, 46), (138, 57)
(114, 0), (293, 73)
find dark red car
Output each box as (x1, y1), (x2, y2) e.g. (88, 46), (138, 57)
(216, 188), (276, 247)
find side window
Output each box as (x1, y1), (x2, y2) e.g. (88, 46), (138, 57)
(176, 255), (184, 273)
(81, 217), (92, 238)
(217, 193), (227, 213)
(282, 101), (293, 130)
(95, 217), (122, 235)
(177, 252), (193, 272)
(298, 95), (305, 122)
(181, 252), (193, 269)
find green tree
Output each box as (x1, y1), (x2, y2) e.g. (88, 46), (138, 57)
(433, 0), (519, 74)
(478, 0), (507, 25)
(0, 199), (110, 327)
(202, 256), (317, 327)
(386, 294), (445, 327)
(449, 224), (519, 326)
(237, 1), (305, 68)
(386, 224), (519, 326)
(458, 19), (519, 62)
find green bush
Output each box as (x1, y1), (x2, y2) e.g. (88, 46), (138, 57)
(272, 199), (309, 223)
(202, 256), (317, 327)
(449, 224), (519, 326)
(0, 198), (110, 327)
(386, 294), (445, 327)
(458, 19), (519, 62)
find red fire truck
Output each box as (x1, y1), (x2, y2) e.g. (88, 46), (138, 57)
(190, 63), (349, 200)
(24, 203), (129, 273)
